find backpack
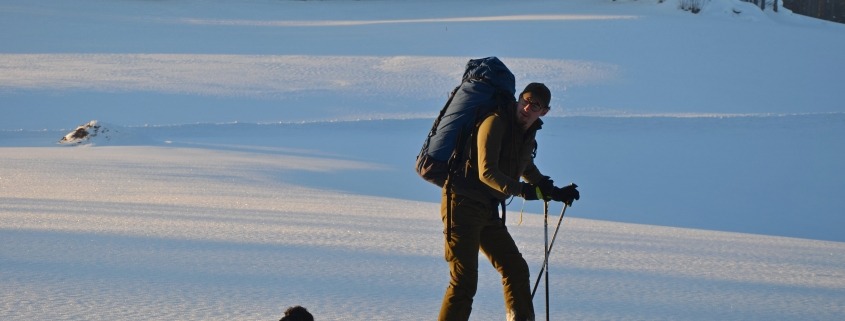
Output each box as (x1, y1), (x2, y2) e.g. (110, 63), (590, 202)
(415, 57), (517, 187)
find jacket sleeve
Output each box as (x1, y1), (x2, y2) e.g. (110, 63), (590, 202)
(522, 157), (547, 185)
(476, 114), (523, 196)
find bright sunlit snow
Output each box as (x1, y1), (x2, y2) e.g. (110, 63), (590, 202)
(1, 0), (844, 320)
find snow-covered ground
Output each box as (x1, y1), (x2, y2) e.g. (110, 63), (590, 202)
(2, 0), (844, 320)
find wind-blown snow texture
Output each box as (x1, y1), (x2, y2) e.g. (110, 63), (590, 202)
(2, 0), (844, 320)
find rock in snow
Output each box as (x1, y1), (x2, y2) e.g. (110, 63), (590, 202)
(58, 120), (150, 146)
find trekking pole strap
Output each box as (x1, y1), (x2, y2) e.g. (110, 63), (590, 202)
(500, 200), (506, 227)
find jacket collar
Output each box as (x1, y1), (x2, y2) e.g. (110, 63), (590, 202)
(526, 118), (544, 133)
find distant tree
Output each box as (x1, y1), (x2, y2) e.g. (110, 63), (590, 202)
(740, 0), (776, 11)
(680, 0), (706, 13)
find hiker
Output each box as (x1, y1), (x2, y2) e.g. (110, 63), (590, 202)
(279, 305), (313, 321)
(438, 82), (580, 321)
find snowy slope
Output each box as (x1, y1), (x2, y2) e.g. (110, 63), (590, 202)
(2, 0), (844, 320)
(2, 146), (843, 320)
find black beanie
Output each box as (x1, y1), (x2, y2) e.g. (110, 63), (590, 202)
(520, 83), (551, 108)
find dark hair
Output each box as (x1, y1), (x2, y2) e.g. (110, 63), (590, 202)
(520, 82), (551, 108)
(280, 305), (313, 321)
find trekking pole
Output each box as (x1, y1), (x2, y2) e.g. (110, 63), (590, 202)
(543, 201), (550, 321)
(531, 202), (569, 299)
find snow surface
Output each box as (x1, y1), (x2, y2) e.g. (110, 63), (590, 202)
(2, 0), (844, 320)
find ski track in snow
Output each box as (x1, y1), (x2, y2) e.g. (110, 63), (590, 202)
(175, 14), (639, 27)
(0, 54), (616, 98)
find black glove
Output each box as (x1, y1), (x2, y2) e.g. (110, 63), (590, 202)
(520, 183), (541, 200)
(520, 177), (555, 201)
(551, 183), (580, 205)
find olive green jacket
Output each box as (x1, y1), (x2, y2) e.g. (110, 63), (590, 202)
(449, 110), (546, 204)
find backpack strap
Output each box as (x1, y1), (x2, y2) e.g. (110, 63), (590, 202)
(438, 84), (465, 237)
(426, 85), (462, 140)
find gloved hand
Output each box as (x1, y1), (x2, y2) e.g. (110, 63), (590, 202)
(520, 183), (541, 200)
(520, 177), (555, 201)
(551, 183), (580, 205)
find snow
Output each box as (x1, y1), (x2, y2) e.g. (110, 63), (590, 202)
(1, 0), (844, 320)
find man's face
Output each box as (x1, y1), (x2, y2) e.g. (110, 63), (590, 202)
(516, 92), (549, 129)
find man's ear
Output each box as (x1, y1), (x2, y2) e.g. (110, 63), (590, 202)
(540, 109), (549, 116)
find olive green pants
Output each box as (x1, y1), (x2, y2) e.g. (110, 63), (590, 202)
(439, 193), (534, 321)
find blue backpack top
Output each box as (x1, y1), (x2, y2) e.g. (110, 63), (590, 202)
(415, 57), (516, 187)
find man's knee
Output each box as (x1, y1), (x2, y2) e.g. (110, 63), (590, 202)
(500, 256), (531, 285)
(447, 260), (479, 296)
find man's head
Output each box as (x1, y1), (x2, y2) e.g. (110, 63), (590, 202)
(516, 82), (551, 129)
(280, 305), (313, 321)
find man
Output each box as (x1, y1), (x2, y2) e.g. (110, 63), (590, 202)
(439, 82), (580, 321)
